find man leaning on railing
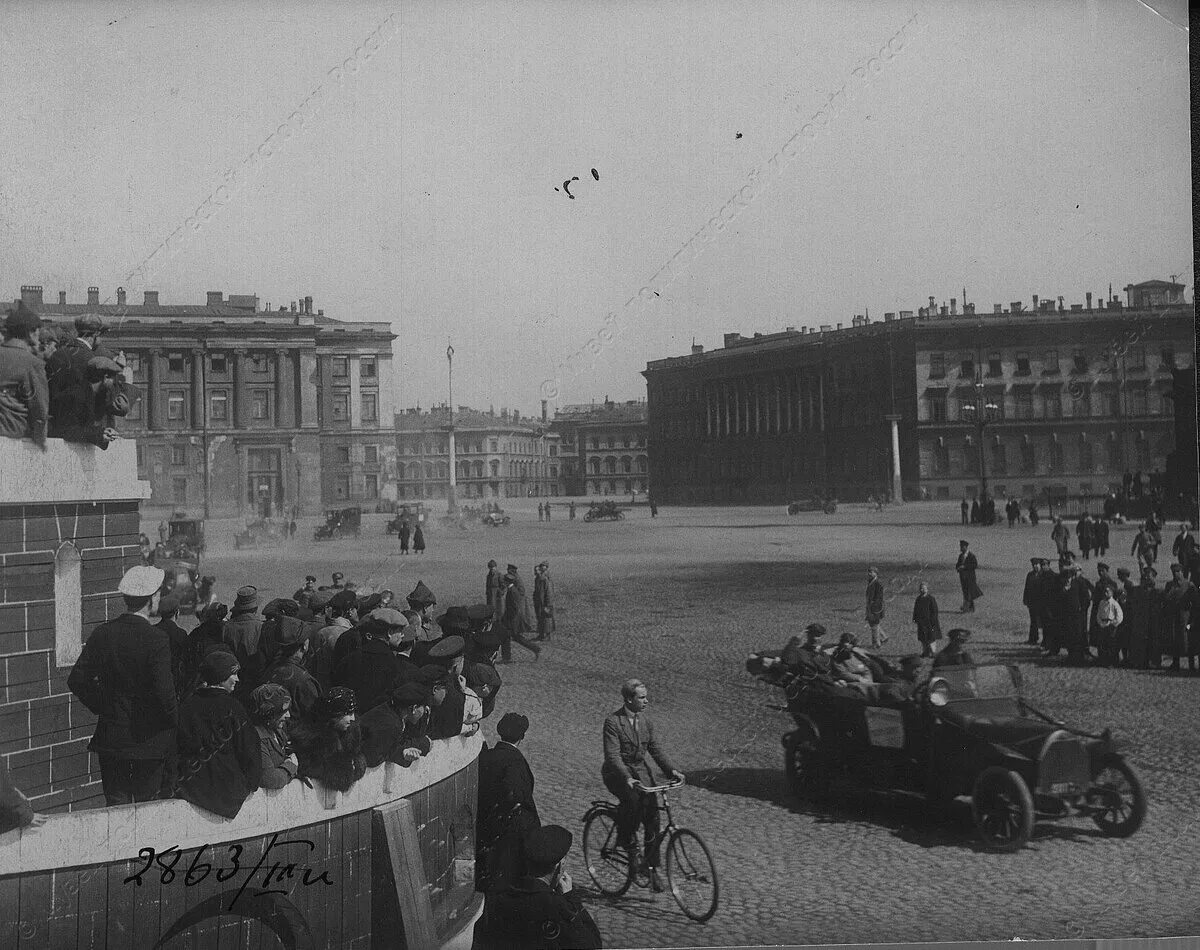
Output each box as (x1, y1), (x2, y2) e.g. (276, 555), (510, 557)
(0, 301), (49, 449)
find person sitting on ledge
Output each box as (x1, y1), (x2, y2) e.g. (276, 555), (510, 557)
(0, 301), (49, 448)
(291, 687), (368, 792)
(45, 313), (124, 448)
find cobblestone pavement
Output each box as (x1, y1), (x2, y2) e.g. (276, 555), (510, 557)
(186, 503), (1200, 949)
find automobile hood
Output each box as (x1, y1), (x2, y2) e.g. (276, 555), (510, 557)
(941, 709), (1057, 757)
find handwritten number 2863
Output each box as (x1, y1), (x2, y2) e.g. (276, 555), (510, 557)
(124, 844), (242, 887)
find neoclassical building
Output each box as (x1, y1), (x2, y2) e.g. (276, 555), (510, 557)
(549, 399), (649, 497)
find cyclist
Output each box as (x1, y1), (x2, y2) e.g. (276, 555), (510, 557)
(601, 679), (685, 892)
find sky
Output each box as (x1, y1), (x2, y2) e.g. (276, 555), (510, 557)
(0, 0), (1191, 414)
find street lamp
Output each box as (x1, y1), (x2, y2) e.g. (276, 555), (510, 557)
(960, 368), (1001, 498)
(446, 343), (458, 515)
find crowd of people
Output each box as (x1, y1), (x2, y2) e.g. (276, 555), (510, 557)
(0, 305), (132, 449)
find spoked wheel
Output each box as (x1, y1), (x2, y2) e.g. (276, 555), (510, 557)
(971, 766), (1035, 852)
(783, 724), (829, 800)
(582, 807), (634, 897)
(1088, 754), (1147, 838)
(665, 828), (718, 922)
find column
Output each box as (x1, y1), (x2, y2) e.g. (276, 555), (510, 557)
(146, 348), (161, 430)
(775, 378), (782, 434)
(753, 380), (761, 434)
(886, 413), (904, 503)
(349, 356), (362, 429)
(275, 348), (292, 428)
(190, 349), (204, 428)
(232, 349), (247, 428)
(298, 350), (319, 428)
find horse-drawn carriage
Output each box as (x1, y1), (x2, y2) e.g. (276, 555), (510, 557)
(583, 500), (625, 522)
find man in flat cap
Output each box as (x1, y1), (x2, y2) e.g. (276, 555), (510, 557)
(360, 681), (433, 769)
(472, 824), (602, 950)
(0, 301), (49, 447)
(293, 575), (318, 609)
(476, 712), (540, 895)
(222, 585), (267, 704)
(955, 540), (982, 613)
(156, 592), (194, 701)
(499, 567), (541, 663)
(68, 566), (178, 805)
(307, 588), (360, 690)
(332, 609), (412, 713)
(933, 628), (975, 668)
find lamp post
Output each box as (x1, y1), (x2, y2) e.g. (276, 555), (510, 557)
(961, 367), (1000, 498)
(446, 343), (458, 515)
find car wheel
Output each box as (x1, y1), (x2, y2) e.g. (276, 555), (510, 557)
(1088, 754), (1147, 838)
(971, 766), (1035, 852)
(783, 724), (829, 801)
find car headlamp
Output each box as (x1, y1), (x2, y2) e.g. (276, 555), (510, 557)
(929, 678), (950, 707)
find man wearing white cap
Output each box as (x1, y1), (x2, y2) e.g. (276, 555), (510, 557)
(68, 565), (178, 805)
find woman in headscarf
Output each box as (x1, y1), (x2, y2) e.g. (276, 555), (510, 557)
(249, 683), (299, 790)
(290, 687), (368, 792)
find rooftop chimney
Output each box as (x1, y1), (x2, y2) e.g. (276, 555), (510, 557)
(304, 295), (313, 314)
(290, 302), (297, 313)
(691, 341), (704, 355)
(1032, 294), (1039, 309)
(950, 298), (957, 315)
(1086, 292), (1093, 309)
(820, 324), (831, 332)
(58, 291), (66, 305)
(994, 304), (1002, 313)
(785, 326), (796, 332)
(207, 291), (223, 306)
(541, 400), (548, 422)
(87, 286), (100, 306)
(19, 285), (43, 307)
(1011, 301), (1023, 313)
(143, 290), (159, 306)
(116, 287), (126, 306)
(928, 296), (936, 310)
(884, 312), (896, 322)
(1057, 296), (1064, 311)
(939, 306), (948, 316)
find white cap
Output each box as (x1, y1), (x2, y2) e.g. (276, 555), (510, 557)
(118, 566), (165, 597)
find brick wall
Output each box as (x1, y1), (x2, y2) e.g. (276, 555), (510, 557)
(0, 501), (143, 813)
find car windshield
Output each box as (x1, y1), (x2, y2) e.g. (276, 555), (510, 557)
(933, 664), (1020, 703)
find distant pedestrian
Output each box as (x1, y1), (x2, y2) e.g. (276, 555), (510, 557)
(486, 559), (504, 620)
(1162, 564), (1198, 672)
(288, 519), (297, 539)
(537, 502), (544, 522)
(533, 562), (555, 641)
(1172, 522), (1199, 580)
(1094, 517), (1109, 557)
(569, 500), (577, 520)
(1051, 518), (1070, 559)
(544, 502), (551, 521)
(499, 567), (541, 663)
(1028, 501), (1039, 527)
(649, 499), (658, 518)
(970, 499), (980, 525)
(1077, 514), (1093, 560)
(864, 566), (888, 647)
(960, 499), (969, 526)
(911, 581), (941, 657)
(1022, 558), (1046, 645)
(955, 540), (981, 612)
(399, 521), (411, 555)
(158, 520), (169, 543)
(413, 524), (426, 555)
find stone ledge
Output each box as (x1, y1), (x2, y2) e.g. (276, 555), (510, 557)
(0, 438), (150, 505)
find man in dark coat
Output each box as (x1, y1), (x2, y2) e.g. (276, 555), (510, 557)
(175, 651), (262, 819)
(472, 825), (603, 950)
(222, 585), (268, 704)
(1095, 517), (1110, 557)
(1077, 514), (1093, 560)
(360, 681), (433, 769)
(1064, 565), (1094, 664)
(485, 560), (505, 619)
(263, 616), (322, 722)
(960, 498), (969, 525)
(293, 575), (318, 609)
(865, 566), (888, 648)
(1162, 563), (1198, 671)
(44, 314), (127, 449)
(307, 589), (359, 690)
(476, 712), (541, 894)
(398, 521), (411, 554)
(1051, 519), (1071, 559)
(499, 567), (541, 663)
(68, 566), (178, 805)
(911, 581), (941, 657)
(0, 302), (49, 446)
(1022, 558), (1045, 645)
(933, 628), (975, 668)
(466, 662), (502, 720)
(156, 593), (194, 698)
(533, 562), (556, 641)
(290, 687), (368, 792)
(1172, 523), (1199, 581)
(332, 613), (409, 713)
(955, 540), (981, 612)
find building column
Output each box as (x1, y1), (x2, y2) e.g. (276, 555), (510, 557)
(146, 348), (161, 430)
(886, 413), (904, 503)
(275, 348), (292, 428)
(753, 381), (761, 434)
(190, 349), (204, 427)
(298, 349), (319, 428)
(232, 349), (247, 428)
(775, 377), (782, 434)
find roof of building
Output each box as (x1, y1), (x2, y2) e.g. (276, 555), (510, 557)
(1125, 280), (1186, 290)
(394, 406), (547, 433)
(553, 400), (647, 425)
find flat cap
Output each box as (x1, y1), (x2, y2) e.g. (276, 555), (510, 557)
(74, 313), (107, 332)
(308, 590), (333, 610)
(329, 589), (358, 611)
(305, 574), (317, 583)
(118, 566), (165, 597)
(368, 607), (409, 629)
(437, 607), (471, 633)
(804, 623), (827, 640)
(157, 593), (181, 616)
(506, 564), (519, 574)
(496, 712), (528, 741)
(466, 603), (494, 623)
(466, 662), (502, 689)
(487, 559), (497, 568)
(946, 628), (972, 642)
(199, 649), (240, 684)
(358, 593), (384, 614)
(273, 615), (307, 648)
(390, 681), (432, 708)
(523, 825), (572, 874)
(263, 598), (300, 618)
(427, 635), (465, 661)
(86, 355), (122, 376)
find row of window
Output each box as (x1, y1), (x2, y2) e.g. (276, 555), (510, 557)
(332, 445), (381, 465)
(125, 352), (379, 378)
(401, 438), (556, 456)
(138, 390), (379, 424)
(398, 460), (558, 480)
(585, 434), (645, 450)
(925, 387), (1168, 422)
(928, 346), (1178, 380)
(924, 437), (1154, 477)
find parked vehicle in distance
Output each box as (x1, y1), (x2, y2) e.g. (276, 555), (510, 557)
(315, 507), (362, 541)
(584, 501), (625, 522)
(235, 519), (286, 550)
(787, 495), (837, 515)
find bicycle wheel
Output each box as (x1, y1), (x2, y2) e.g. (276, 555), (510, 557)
(665, 827), (718, 922)
(583, 807), (634, 897)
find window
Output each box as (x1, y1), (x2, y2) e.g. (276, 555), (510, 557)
(251, 391), (271, 420)
(1044, 391), (1062, 419)
(987, 352), (1002, 377)
(332, 356), (349, 378)
(1128, 346), (1145, 371)
(1107, 437), (1124, 470)
(332, 392), (349, 422)
(928, 390), (948, 422)
(992, 443), (1007, 474)
(167, 392), (185, 422)
(250, 353), (268, 373)
(364, 445), (378, 465)
(1160, 346), (1175, 370)
(126, 353), (142, 374)
(963, 439), (979, 474)
(334, 475), (350, 499)
(1021, 441), (1035, 473)
(1015, 352), (1030, 376)
(336, 446), (350, 464)
(207, 390), (227, 421)
(364, 474), (379, 499)
(929, 352), (945, 379)
(172, 476), (188, 505)
(550, 465), (558, 478)
(1044, 350), (1060, 374)
(959, 357), (975, 379)
(136, 444), (145, 468)
(1080, 439), (1094, 472)
(549, 445), (557, 457)
(1129, 387), (1147, 416)
(1072, 350), (1087, 374)
(489, 460), (500, 477)
(210, 353), (227, 374)
(361, 356), (377, 379)
(170, 445), (186, 466)
(1016, 391), (1033, 419)
(490, 439), (498, 453)
(168, 352), (184, 373)
(1048, 441), (1064, 473)
(1135, 439), (1150, 469)
(362, 393), (378, 422)
(1100, 389), (1118, 417)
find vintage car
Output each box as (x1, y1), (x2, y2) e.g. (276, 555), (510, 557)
(482, 510), (510, 527)
(583, 500), (625, 522)
(164, 517), (205, 559)
(234, 518), (286, 549)
(315, 506), (362, 541)
(786, 495), (837, 515)
(386, 503), (427, 534)
(748, 657), (1146, 852)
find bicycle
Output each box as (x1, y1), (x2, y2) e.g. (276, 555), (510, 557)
(581, 778), (719, 922)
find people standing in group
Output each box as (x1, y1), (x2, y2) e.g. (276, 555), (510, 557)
(476, 712), (541, 895)
(1077, 513), (1093, 560)
(533, 562), (556, 641)
(67, 566), (178, 806)
(1064, 565), (1094, 665)
(956, 540), (982, 612)
(911, 581), (941, 658)
(413, 523), (426, 555)
(1162, 563), (1198, 672)
(864, 566), (888, 648)
(399, 520), (411, 555)
(499, 566), (542, 663)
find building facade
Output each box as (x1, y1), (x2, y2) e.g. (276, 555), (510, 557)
(549, 400), (650, 498)
(394, 405), (560, 501)
(19, 285), (397, 517)
(644, 284), (1195, 505)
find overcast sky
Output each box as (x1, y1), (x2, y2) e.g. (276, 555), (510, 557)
(1, 0), (1191, 414)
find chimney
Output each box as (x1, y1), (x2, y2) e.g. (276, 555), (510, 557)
(19, 285), (43, 307)
(317, 310), (324, 317)
(1086, 292), (1093, 309)
(836, 322), (843, 330)
(964, 303), (975, 315)
(928, 296), (935, 311)
(938, 306), (947, 317)
(1057, 296), (1064, 312)
(304, 295), (313, 314)
(143, 290), (159, 306)
(290, 302), (297, 313)
(1011, 301), (1023, 313)
(785, 326), (796, 332)
(58, 291), (66, 305)
(950, 298), (957, 315)
(207, 291), (223, 306)
(116, 287), (126, 306)
(691, 341), (704, 355)
(884, 312), (896, 322)
(994, 304), (1002, 313)
(541, 400), (548, 422)
(819, 324), (831, 332)
(87, 286), (100, 306)
(1032, 294), (1039, 310)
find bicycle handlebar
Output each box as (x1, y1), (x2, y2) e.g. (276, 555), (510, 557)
(633, 778), (685, 793)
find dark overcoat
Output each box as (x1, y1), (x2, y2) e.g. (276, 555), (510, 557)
(331, 638), (404, 712)
(476, 740), (541, 893)
(911, 593), (941, 644)
(291, 720), (367, 792)
(175, 686), (262, 818)
(471, 877), (602, 950)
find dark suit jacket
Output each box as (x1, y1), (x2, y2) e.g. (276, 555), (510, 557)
(476, 741), (540, 893)
(331, 638), (403, 712)
(602, 707), (676, 785)
(865, 578), (885, 624)
(68, 613), (178, 758)
(472, 876), (602, 950)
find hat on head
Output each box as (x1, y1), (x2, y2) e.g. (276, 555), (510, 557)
(329, 589), (358, 612)
(1116, 567), (1131, 578)
(407, 581), (436, 610)
(74, 313), (106, 333)
(369, 607), (409, 629)
(249, 683), (292, 721)
(358, 593), (384, 614)
(947, 628), (972, 643)
(1097, 562), (1110, 572)
(314, 686), (356, 720)
(118, 565), (166, 597)
(466, 603), (494, 624)
(839, 631), (860, 646)
(506, 564), (519, 574)
(487, 559), (497, 568)
(437, 606), (471, 633)
(308, 590), (333, 610)
(157, 593), (180, 616)
(197, 602), (228, 623)
(1030, 557), (1041, 565)
(332, 572), (344, 582)
(537, 561), (549, 570)
(496, 712), (529, 742)
(199, 649), (240, 685)
(428, 635), (465, 662)
(390, 681), (431, 709)
(466, 662), (502, 690)
(305, 575), (317, 583)
(86, 355), (122, 377)
(1143, 567), (1158, 578)
(273, 615), (307, 648)
(804, 623), (827, 640)
(418, 664), (448, 686)
(233, 586), (259, 611)
(4, 301), (41, 334)
(263, 598), (300, 618)
(523, 825), (572, 876)
(959, 539), (969, 546)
